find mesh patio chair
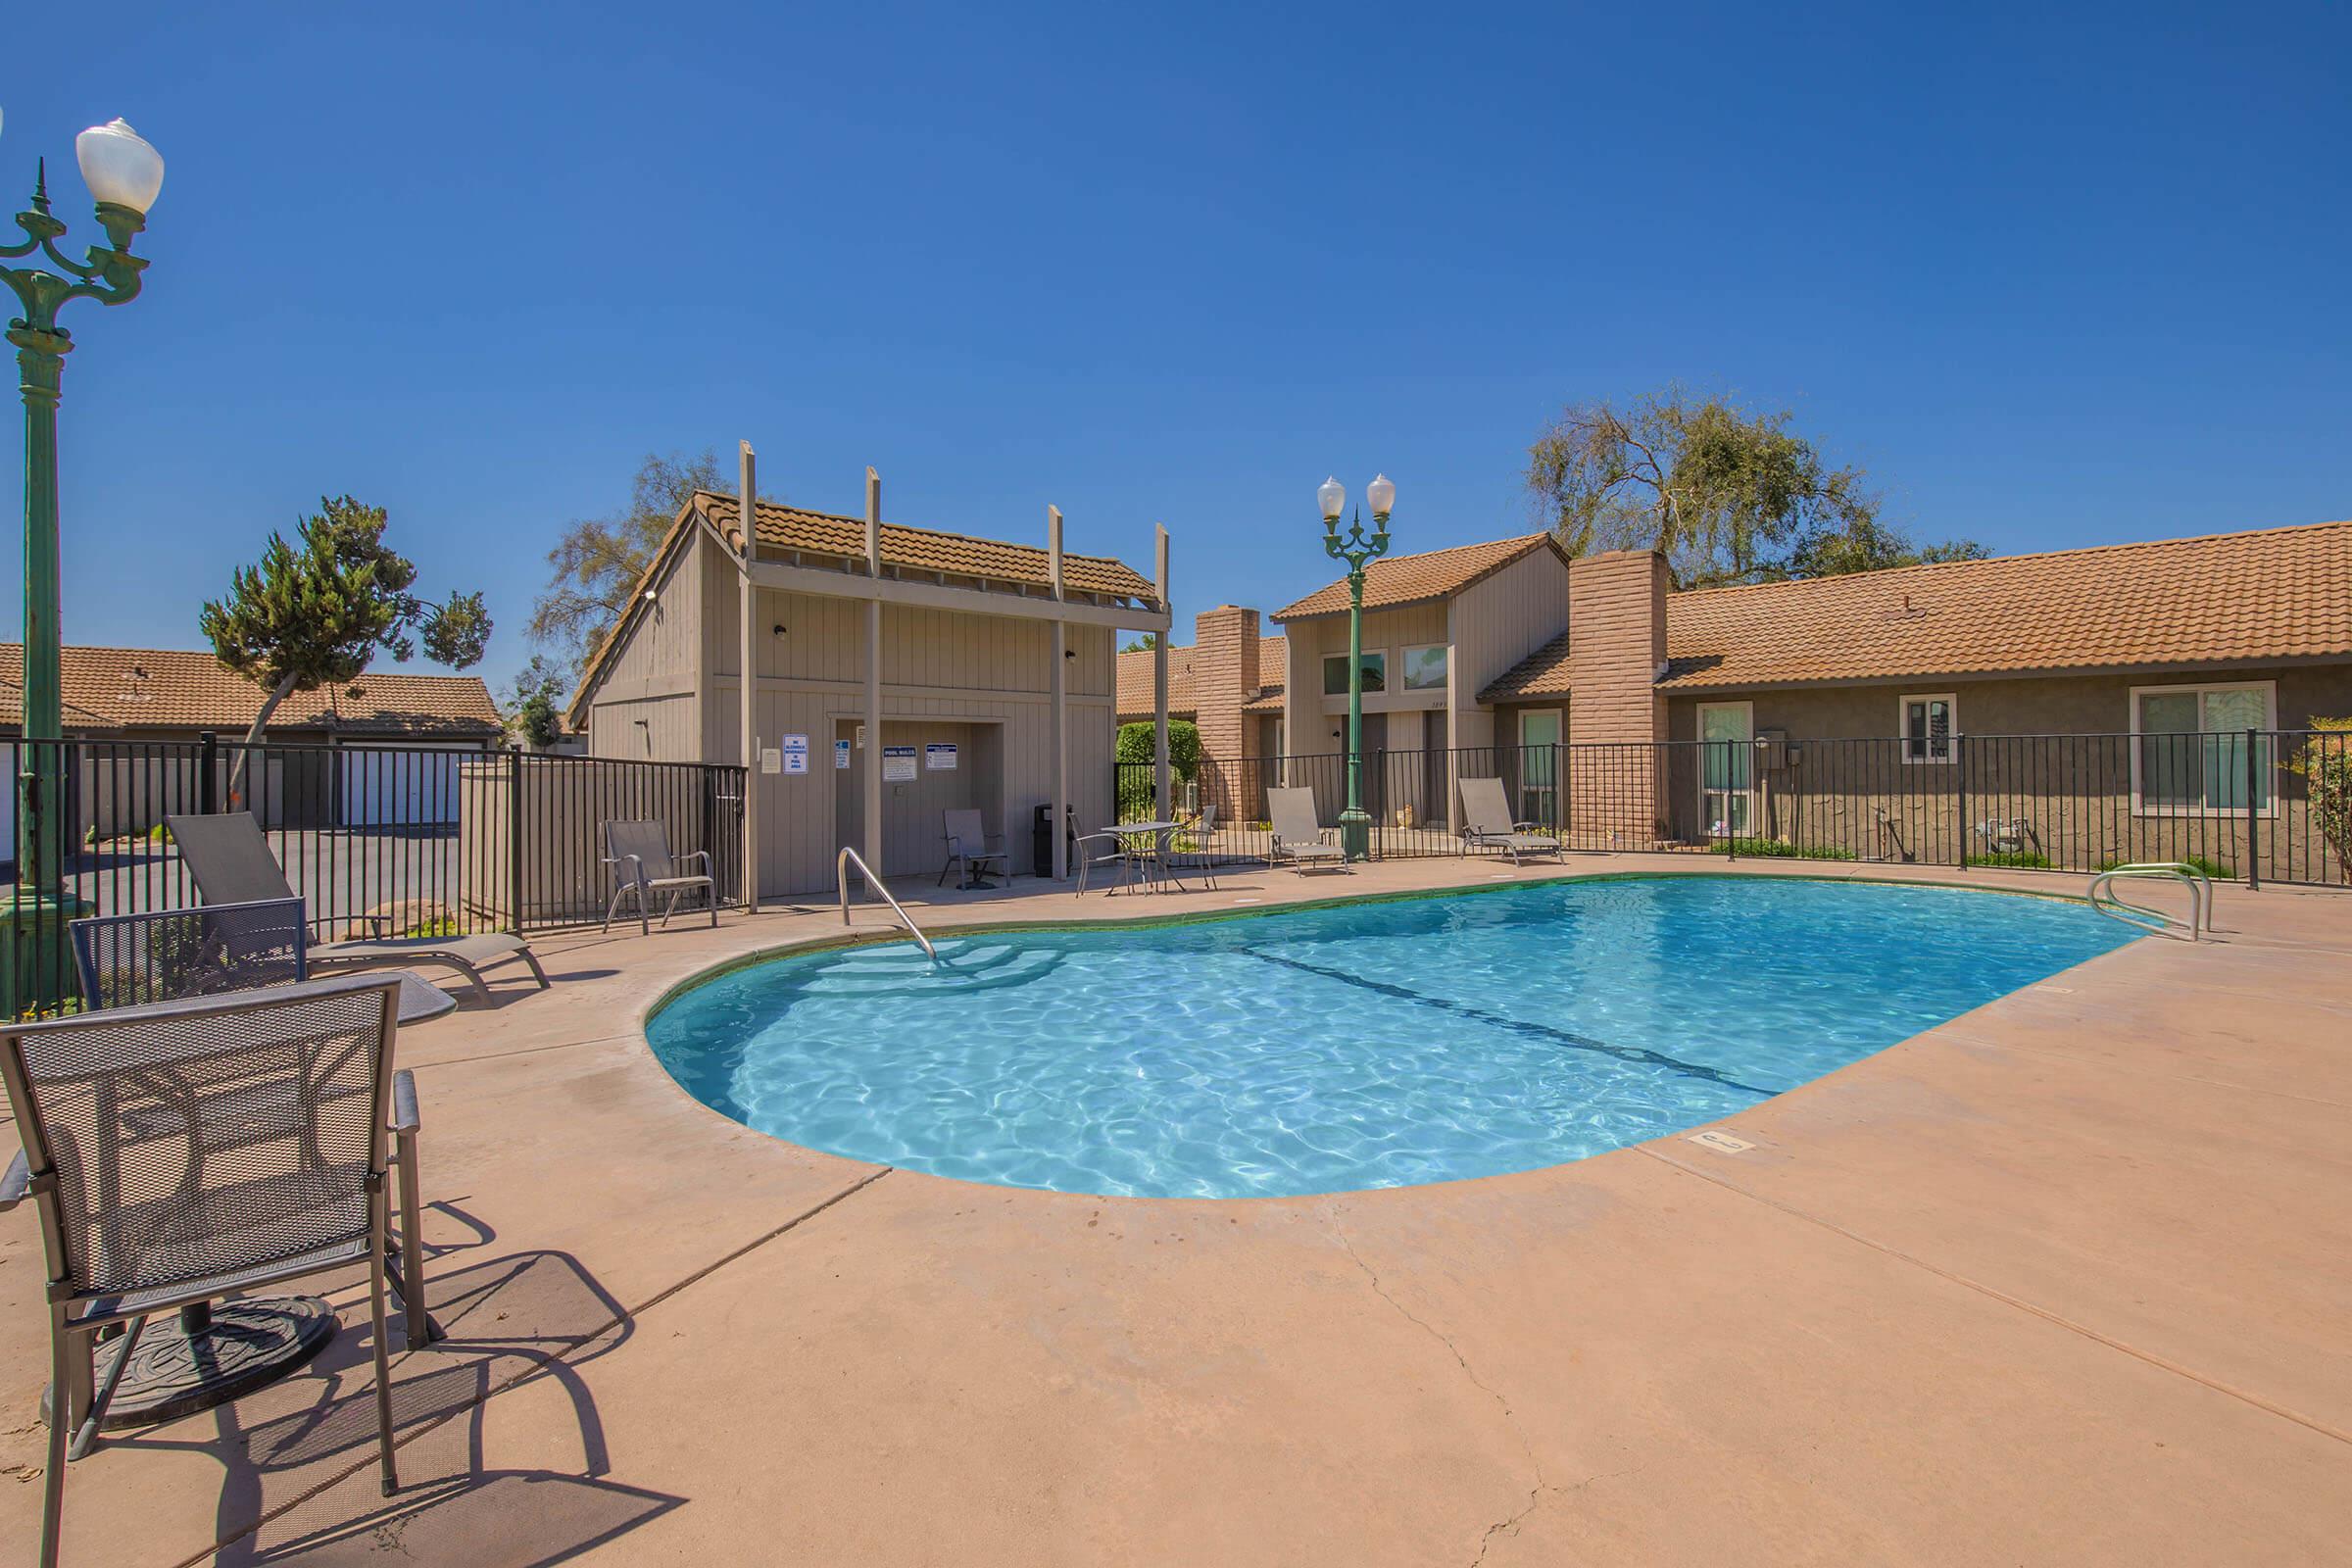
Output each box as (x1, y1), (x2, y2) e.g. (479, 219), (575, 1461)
(602, 819), (719, 934)
(938, 808), (1009, 889)
(166, 812), (550, 1002)
(1167, 803), (1220, 890)
(1266, 788), (1349, 875)
(0, 975), (426, 1568)
(1457, 776), (1563, 866)
(1070, 811), (1144, 895)
(70, 897), (309, 1013)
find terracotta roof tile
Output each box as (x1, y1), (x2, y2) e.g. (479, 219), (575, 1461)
(1477, 519), (2352, 702)
(700, 493), (1159, 603)
(0, 645), (502, 735)
(1113, 637), (1286, 721)
(1274, 534), (1560, 621)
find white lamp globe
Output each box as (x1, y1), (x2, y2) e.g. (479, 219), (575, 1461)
(76, 120), (165, 214)
(1366, 473), (1396, 516)
(1317, 476), (1346, 521)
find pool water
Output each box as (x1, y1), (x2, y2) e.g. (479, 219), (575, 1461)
(646, 876), (2137, 1199)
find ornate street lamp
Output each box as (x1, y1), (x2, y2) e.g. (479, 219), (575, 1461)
(1319, 472), (1396, 861)
(2, 113), (165, 1007)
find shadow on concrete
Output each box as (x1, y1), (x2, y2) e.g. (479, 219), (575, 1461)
(220, 1470), (683, 1566)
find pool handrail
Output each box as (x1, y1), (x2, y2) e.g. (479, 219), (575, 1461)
(837, 846), (938, 960)
(2086, 862), (2211, 941)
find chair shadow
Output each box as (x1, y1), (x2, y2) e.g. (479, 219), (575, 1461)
(101, 1201), (668, 1564)
(224, 1469), (684, 1566)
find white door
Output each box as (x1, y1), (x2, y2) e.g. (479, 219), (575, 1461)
(1518, 710), (1561, 828)
(1697, 703), (1754, 837)
(339, 745), (472, 827)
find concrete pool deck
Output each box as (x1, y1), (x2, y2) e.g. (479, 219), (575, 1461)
(1, 856), (2347, 1565)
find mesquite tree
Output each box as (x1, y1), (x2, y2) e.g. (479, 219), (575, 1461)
(201, 495), (491, 802)
(1526, 385), (1986, 589)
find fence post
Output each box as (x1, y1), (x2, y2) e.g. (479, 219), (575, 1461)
(1954, 733), (1968, 870)
(507, 746), (526, 934)
(198, 731), (218, 815)
(2245, 728), (2260, 890)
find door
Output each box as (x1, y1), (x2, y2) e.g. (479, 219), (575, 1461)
(1518, 710), (1561, 829)
(1697, 703), (1753, 837)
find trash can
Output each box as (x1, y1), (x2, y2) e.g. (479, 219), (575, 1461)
(1032, 803), (1072, 876)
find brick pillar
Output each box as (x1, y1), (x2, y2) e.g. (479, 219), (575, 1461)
(1566, 550), (1670, 847)
(1192, 605), (1259, 821)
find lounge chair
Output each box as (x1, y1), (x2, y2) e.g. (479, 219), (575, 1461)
(602, 818), (719, 934)
(938, 808), (1008, 889)
(167, 811), (550, 1001)
(0, 975), (431, 1567)
(1457, 775), (1562, 865)
(1266, 787), (1349, 874)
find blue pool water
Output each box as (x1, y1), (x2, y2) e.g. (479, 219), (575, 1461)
(646, 876), (2137, 1199)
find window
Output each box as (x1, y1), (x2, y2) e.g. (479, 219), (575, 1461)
(1899, 694), (1956, 763)
(2132, 682), (2275, 814)
(1696, 702), (1753, 835)
(1322, 651), (1386, 696)
(1400, 644), (1449, 692)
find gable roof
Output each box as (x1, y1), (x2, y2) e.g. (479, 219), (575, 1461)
(1114, 635), (1288, 720)
(0, 645), (502, 735)
(1273, 533), (1561, 621)
(1478, 518), (2352, 703)
(699, 494), (1159, 603)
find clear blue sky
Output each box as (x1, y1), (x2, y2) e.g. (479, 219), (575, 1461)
(5, 1), (2346, 695)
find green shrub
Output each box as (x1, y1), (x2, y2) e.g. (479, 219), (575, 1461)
(1706, 837), (1856, 861)
(1966, 850), (2055, 869)
(1115, 719), (1202, 819)
(2289, 717), (2352, 880)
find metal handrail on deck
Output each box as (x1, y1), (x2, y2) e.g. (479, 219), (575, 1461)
(2087, 863), (2212, 941)
(837, 846), (937, 960)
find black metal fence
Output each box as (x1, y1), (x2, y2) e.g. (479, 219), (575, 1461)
(1113, 728), (2352, 889)
(2, 735), (747, 1014)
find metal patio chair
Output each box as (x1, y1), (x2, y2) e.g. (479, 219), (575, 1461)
(1456, 775), (1563, 866)
(1166, 803), (1220, 890)
(1266, 788), (1349, 874)
(602, 818), (719, 934)
(0, 975), (425, 1568)
(938, 808), (1009, 889)
(1070, 810), (1145, 895)
(69, 897), (310, 1013)
(167, 812), (550, 1001)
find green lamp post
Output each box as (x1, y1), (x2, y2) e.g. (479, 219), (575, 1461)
(2, 113), (165, 1011)
(1318, 472), (1396, 862)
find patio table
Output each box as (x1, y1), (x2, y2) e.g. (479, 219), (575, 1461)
(1114, 821), (1187, 893)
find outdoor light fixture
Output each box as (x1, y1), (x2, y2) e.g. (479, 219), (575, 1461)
(1317, 473), (1397, 861)
(3, 111), (166, 1012)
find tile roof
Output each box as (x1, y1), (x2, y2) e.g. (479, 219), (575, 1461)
(1273, 534), (1561, 621)
(1113, 636), (1287, 720)
(699, 493), (1159, 604)
(0, 645), (503, 735)
(1477, 519), (2352, 702)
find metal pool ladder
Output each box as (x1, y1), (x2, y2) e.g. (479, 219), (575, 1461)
(837, 846), (938, 960)
(2086, 862), (2212, 941)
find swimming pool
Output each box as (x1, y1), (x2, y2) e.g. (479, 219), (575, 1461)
(646, 876), (2137, 1199)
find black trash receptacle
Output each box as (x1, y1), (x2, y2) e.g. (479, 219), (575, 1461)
(1031, 803), (1072, 876)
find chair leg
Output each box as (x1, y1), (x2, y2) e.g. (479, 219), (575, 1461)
(369, 1190), (400, 1497)
(395, 1126), (432, 1347)
(708, 881), (719, 927)
(40, 1316), (71, 1568)
(602, 885), (627, 933)
(516, 946), (553, 989)
(635, 886), (650, 939)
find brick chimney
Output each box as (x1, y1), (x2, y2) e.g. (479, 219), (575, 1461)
(1192, 605), (1259, 816)
(1566, 550), (1670, 843)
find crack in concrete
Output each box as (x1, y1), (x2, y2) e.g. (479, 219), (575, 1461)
(1328, 1209), (1553, 1567)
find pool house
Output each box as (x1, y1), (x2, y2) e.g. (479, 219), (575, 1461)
(567, 458), (1173, 896)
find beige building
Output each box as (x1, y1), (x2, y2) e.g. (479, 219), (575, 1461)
(568, 474), (1170, 894)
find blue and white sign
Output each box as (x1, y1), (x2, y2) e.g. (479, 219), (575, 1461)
(925, 743), (958, 771)
(780, 733), (810, 775)
(834, 739), (852, 769)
